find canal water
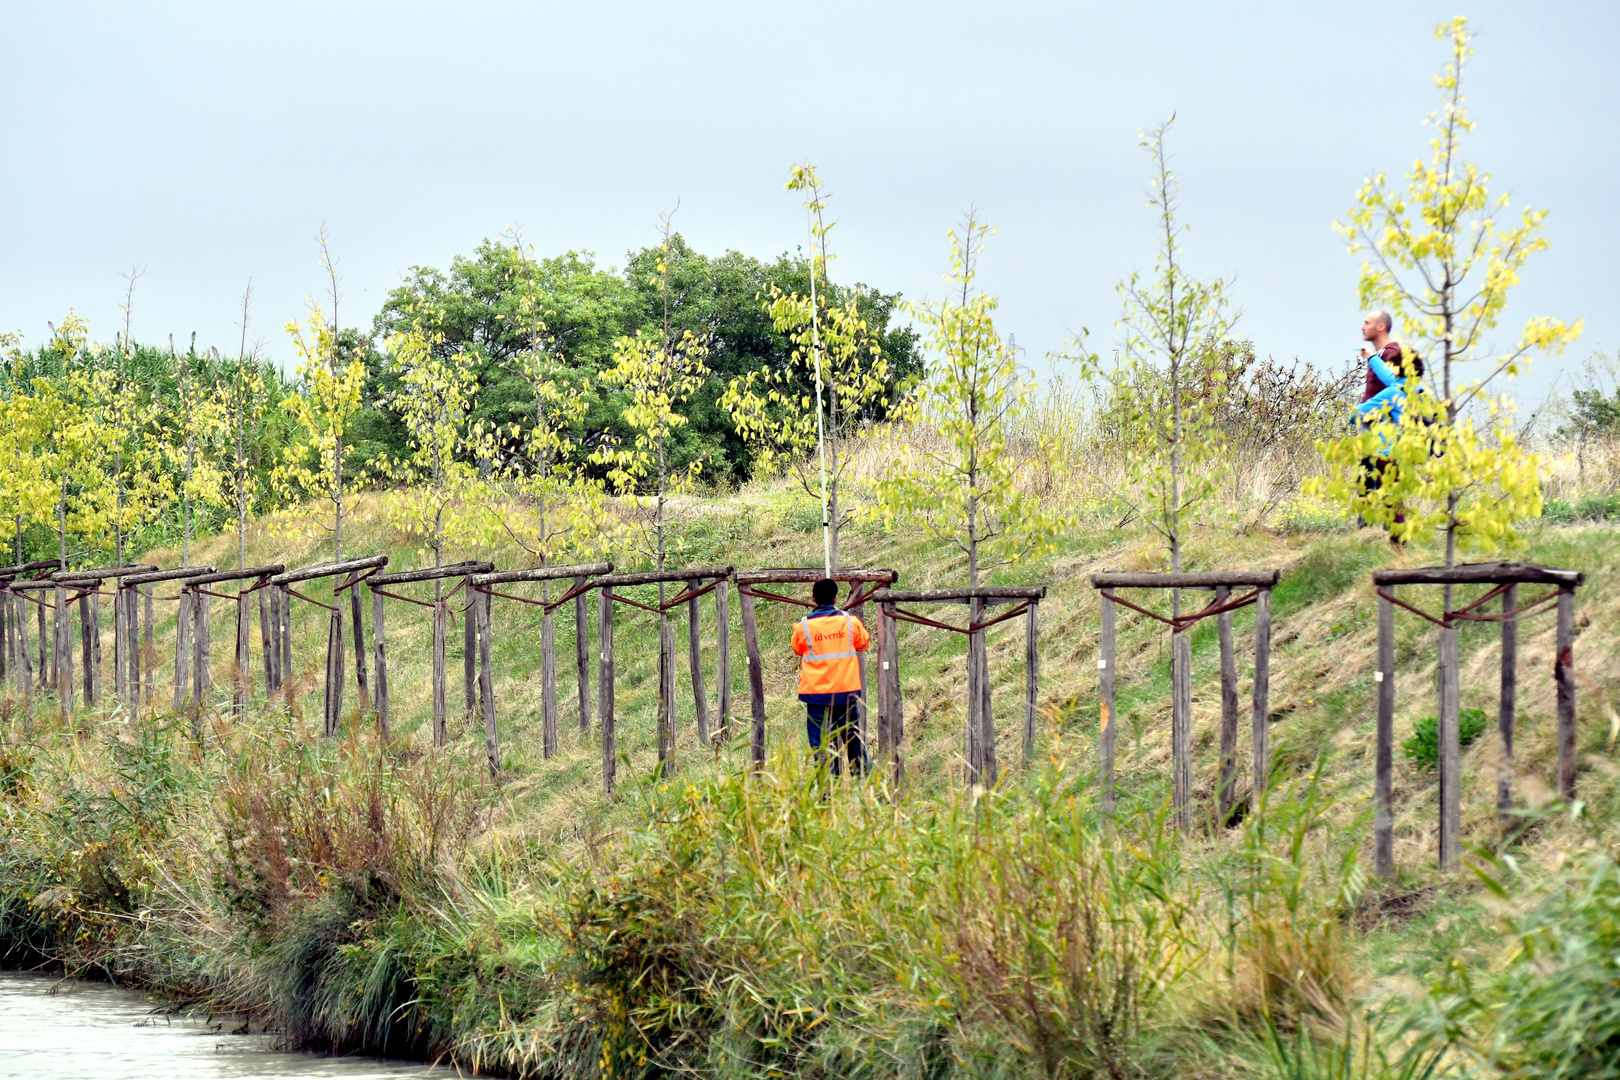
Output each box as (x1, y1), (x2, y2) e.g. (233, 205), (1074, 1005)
(0, 971), (447, 1078)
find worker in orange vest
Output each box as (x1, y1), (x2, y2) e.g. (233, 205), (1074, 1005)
(792, 577), (872, 775)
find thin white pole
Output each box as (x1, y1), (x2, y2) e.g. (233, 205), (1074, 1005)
(808, 205), (831, 575)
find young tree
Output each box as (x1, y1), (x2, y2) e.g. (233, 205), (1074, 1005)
(876, 212), (1062, 784)
(35, 315), (114, 715)
(597, 212), (712, 770)
(377, 315), (496, 744)
(218, 285), (273, 571)
(1313, 18), (1581, 560)
(276, 231), (372, 732)
(1309, 18), (1581, 867)
(1108, 116), (1238, 604)
(168, 335), (227, 567)
(492, 232), (614, 755)
(722, 163), (894, 570)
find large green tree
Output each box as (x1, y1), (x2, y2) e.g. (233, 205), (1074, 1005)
(375, 236), (918, 485)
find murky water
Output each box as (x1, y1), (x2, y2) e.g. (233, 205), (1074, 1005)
(0, 971), (448, 1079)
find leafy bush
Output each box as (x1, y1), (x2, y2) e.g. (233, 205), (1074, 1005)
(1458, 853), (1620, 1079)
(1402, 708), (1488, 771)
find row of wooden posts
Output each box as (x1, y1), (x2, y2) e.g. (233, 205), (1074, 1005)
(0, 556), (1048, 797)
(1090, 561), (1584, 876)
(0, 553), (1584, 874)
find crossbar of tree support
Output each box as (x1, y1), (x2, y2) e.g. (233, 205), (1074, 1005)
(52, 564), (157, 583)
(0, 559), (64, 577)
(1089, 569), (1281, 832)
(1371, 561), (1582, 877)
(732, 570), (900, 777)
(868, 583), (1045, 788)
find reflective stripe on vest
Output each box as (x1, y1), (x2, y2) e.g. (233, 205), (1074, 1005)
(799, 613), (858, 661)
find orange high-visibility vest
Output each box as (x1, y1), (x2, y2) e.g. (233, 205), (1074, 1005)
(792, 610), (871, 696)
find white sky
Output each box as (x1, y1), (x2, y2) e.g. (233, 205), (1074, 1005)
(2, 1), (1615, 406)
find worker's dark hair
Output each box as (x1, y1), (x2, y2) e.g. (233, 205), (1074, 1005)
(812, 578), (838, 606)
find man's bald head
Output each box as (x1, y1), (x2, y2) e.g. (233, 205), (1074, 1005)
(1361, 311), (1394, 345)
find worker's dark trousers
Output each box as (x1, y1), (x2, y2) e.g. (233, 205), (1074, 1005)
(807, 698), (866, 776)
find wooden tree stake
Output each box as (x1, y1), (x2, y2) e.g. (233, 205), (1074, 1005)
(78, 592), (93, 705)
(174, 590), (192, 713)
(656, 615), (675, 776)
(1100, 593), (1117, 824)
(1171, 630), (1192, 832)
(1497, 584), (1517, 823)
(142, 584), (154, 708)
(478, 589), (497, 776)
(1252, 587), (1272, 816)
(372, 586), (388, 739)
(350, 584), (369, 714)
(716, 579), (731, 739)
(194, 590), (211, 735)
(1437, 624), (1461, 871)
(575, 575), (590, 734)
(463, 584), (477, 717)
(689, 592), (710, 747)
(739, 588), (766, 769)
(542, 603), (558, 758)
(17, 592), (33, 708)
(1375, 590), (1395, 878)
(259, 587), (274, 696)
(1556, 586), (1577, 801)
(1216, 585), (1239, 824)
(1023, 601), (1039, 766)
(432, 594), (447, 746)
(966, 595), (984, 787)
(599, 588), (615, 793)
(235, 593), (250, 713)
(885, 601), (903, 786)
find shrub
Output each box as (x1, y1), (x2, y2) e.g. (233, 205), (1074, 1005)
(1402, 709), (1488, 771)
(1459, 853), (1620, 1078)
(1542, 494), (1620, 524)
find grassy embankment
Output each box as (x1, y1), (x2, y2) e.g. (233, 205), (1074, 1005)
(3, 486), (1619, 1078)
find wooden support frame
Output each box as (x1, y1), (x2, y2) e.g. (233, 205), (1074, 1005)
(735, 569), (899, 775)
(269, 556), (388, 738)
(1370, 561), (1584, 875)
(47, 565), (155, 712)
(592, 565), (732, 789)
(1089, 570), (1280, 831)
(870, 582), (1044, 790)
(123, 566), (215, 718)
(367, 561), (494, 747)
(464, 562), (611, 771)
(184, 566), (284, 717)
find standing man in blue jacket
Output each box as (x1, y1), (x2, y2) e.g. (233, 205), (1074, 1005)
(1355, 311), (1425, 540)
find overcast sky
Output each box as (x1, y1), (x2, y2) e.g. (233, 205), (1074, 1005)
(3, 1), (1615, 405)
